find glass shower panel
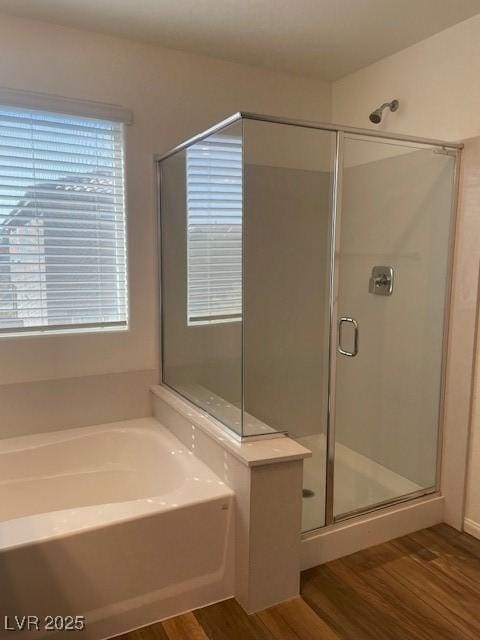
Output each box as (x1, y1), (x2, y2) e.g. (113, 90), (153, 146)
(333, 135), (456, 519)
(160, 121), (243, 435)
(243, 119), (335, 530)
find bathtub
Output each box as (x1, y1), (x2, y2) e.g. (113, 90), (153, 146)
(0, 418), (234, 639)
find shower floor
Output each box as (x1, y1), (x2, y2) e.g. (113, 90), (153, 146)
(297, 433), (421, 532)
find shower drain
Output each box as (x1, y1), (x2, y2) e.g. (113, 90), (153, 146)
(302, 488), (315, 498)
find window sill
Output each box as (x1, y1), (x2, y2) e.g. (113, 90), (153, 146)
(0, 324), (129, 340)
(187, 316), (242, 327)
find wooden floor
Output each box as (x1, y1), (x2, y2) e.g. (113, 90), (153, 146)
(118, 524), (480, 640)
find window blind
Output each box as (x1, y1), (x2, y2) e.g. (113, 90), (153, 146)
(186, 134), (242, 323)
(0, 106), (127, 334)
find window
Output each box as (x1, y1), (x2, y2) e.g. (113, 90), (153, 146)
(0, 106), (127, 335)
(186, 134), (242, 324)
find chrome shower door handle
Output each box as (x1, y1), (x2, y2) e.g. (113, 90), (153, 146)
(338, 317), (359, 357)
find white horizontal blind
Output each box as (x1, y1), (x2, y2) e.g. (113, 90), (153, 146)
(186, 134), (242, 323)
(0, 106), (127, 334)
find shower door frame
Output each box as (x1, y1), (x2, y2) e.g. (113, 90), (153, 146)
(324, 129), (343, 526)
(155, 112), (462, 529)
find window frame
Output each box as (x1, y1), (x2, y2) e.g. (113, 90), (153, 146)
(0, 102), (130, 338)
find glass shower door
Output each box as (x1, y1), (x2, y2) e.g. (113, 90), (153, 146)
(331, 134), (457, 520)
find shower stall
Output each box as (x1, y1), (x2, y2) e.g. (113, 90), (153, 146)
(157, 113), (460, 532)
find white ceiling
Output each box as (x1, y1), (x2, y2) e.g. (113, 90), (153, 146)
(0, 0), (479, 80)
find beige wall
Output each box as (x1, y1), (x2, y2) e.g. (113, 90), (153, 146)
(332, 13), (480, 530)
(467, 325), (480, 537)
(333, 14), (480, 142)
(0, 12), (331, 436)
(457, 138), (480, 536)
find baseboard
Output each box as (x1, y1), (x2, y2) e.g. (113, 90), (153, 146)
(464, 517), (480, 540)
(301, 494), (444, 570)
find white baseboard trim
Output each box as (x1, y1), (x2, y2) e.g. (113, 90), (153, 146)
(301, 495), (444, 570)
(464, 517), (480, 540)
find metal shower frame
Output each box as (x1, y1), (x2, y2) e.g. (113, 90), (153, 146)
(155, 112), (462, 529)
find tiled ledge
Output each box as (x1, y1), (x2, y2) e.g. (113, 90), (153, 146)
(150, 384), (311, 468)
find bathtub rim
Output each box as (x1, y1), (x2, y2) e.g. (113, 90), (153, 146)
(0, 417), (233, 552)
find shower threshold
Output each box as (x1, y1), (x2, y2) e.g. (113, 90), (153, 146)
(297, 433), (422, 532)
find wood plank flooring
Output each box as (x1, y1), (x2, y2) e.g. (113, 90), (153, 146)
(117, 524), (480, 640)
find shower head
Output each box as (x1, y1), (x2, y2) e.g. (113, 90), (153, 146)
(369, 99), (399, 124)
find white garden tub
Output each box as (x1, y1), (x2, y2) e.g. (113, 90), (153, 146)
(0, 418), (234, 639)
